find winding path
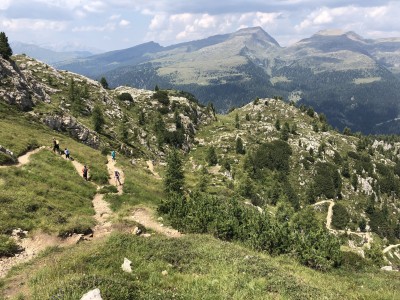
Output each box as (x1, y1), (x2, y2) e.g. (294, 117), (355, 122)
(1, 147), (182, 279)
(383, 244), (400, 254)
(313, 200), (373, 248)
(130, 207), (182, 238)
(0, 148), (120, 278)
(0, 146), (45, 169)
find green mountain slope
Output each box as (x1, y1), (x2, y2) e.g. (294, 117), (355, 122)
(1, 55), (400, 299)
(54, 27), (400, 134)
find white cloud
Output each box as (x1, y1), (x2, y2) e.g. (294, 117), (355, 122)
(109, 14), (121, 20)
(83, 1), (106, 13)
(72, 22), (116, 32)
(0, 0), (12, 10)
(119, 19), (130, 27)
(1, 17), (67, 31)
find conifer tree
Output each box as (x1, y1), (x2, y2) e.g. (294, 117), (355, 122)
(236, 137), (245, 154)
(92, 105), (105, 132)
(0, 32), (12, 60)
(206, 146), (218, 166)
(100, 77), (109, 89)
(164, 149), (185, 195)
(235, 113), (240, 129)
(119, 114), (129, 143)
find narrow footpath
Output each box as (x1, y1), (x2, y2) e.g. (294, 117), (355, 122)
(0, 148), (120, 278)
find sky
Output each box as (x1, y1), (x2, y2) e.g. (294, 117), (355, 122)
(1, 0), (400, 53)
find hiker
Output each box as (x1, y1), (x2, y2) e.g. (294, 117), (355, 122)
(64, 148), (70, 159)
(114, 169), (122, 186)
(111, 150), (116, 161)
(82, 165), (89, 181)
(53, 138), (60, 153)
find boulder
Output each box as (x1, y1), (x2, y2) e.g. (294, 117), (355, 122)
(121, 257), (132, 273)
(80, 288), (103, 300)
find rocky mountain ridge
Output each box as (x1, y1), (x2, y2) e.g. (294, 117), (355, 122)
(52, 27), (400, 135)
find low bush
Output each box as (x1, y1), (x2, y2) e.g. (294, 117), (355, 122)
(0, 234), (20, 257)
(117, 92), (133, 102)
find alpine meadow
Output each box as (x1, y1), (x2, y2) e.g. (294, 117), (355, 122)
(1, 23), (400, 300)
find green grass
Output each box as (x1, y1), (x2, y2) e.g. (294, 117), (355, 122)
(0, 150), (96, 236)
(104, 157), (165, 212)
(0, 104), (108, 185)
(1, 233), (400, 300)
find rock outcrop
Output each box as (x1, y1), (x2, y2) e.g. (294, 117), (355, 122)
(0, 57), (51, 111)
(43, 114), (100, 148)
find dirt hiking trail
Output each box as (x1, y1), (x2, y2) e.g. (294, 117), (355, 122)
(313, 200), (373, 248)
(0, 146), (45, 169)
(0, 148), (119, 278)
(130, 207), (182, 238)
(146, 160), (161, 179)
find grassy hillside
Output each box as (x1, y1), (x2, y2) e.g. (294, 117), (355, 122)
(2, 233), (400, 300)
(1, 55), (400, 299)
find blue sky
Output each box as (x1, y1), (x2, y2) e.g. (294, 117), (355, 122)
(1, 0), (399, 52)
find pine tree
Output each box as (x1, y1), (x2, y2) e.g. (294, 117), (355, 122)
(154, 113), (166, 147)
(235, 113), (240, 129)
(138, 110), (146, 125)
(275, 119), (281, 131)
(0, 32), (12, 60)
(206, 146), (218, 166)
(92, 105), (105, 132)
(100, 77), (109, 89)
(164, 149), (185, 195)
(235, 137), (245, 154)
(119, 114), (129, 143)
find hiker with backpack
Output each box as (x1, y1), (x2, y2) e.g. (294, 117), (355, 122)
(64, 148), (70, 159)
(82, 165), (89, 181)
(114, 169), (122, 186)
(52, 138), (60, 154)
(111, 150), (116, 161)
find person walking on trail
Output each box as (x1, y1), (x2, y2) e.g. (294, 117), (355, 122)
(82, 165), (89, 181)
(64, 148), (70, 159)
(111, 150), (116, 161)
(53, 138), (60, 153)
(114, 169), (122, 186)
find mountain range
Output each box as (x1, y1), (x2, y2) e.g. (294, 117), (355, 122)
(10, 41), (94, 64)
(43, 27), (400, 134)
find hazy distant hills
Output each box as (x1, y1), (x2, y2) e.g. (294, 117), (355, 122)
(11, 42), (94, 64)
(52, 27), (400, 134)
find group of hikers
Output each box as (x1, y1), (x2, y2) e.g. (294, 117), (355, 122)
(52, 138), (70, 160)
(52, 138), (122, 186)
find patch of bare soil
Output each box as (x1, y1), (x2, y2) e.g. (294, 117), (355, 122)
(130, 207), (182, 238)
(146, 160), (161, 179)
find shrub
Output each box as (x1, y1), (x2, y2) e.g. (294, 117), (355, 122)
(98, 185), (118, 194)
(0, 151), (16, 165)
(314, 162), (342, 199)
(331, 203), (350, 229)
(117, 92), (133, 102)
(153, 90), (170, 105)
(0, 234), (20, 257)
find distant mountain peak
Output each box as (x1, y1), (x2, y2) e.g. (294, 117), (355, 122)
(314, 29), (364, 42)
(231, 26), (280, 47)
